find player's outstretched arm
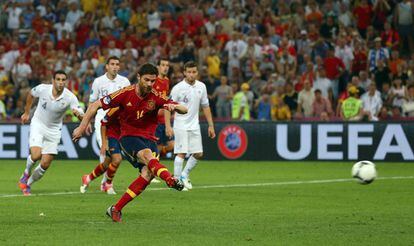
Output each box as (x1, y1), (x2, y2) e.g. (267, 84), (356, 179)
(202, 106), (215, 139)
(163, 103), (187, 114)
(164, 110), (174, 137)
(21, 93), (34, 124)
(72, 100), (102, 141)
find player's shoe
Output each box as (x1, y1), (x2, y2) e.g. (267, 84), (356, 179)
(102, 182), (116, 195)
(80, 175), (90, 194)
(18, 173), (30, 189)
(106, 205), (122, 222)
(166, 177), (184, 191)
(182, 187), (189, 191)
(19, 183), (31, 196)
(180, 176), (193, 190)
(151, 178), (161, 184)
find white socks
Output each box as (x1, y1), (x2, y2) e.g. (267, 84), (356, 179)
(27, 165), (46, 186)
(181, 155), (198, 179)
(99, 154), (106, 163)
(24, 155), (35, 175)
(174, 156), (184, 178)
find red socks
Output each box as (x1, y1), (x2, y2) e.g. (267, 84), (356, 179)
(89, 163), (106, 181)
(106, 163), (119, 184)
(147, 159), (172, 181)
(114, 176), (150, 211)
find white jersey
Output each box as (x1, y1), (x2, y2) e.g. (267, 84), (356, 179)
(89, 73), (130, 122)
(31, 84), (82, 131)
(170, 79), (209, 130)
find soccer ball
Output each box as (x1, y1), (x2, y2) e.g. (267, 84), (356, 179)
(352, 161), (377, 184)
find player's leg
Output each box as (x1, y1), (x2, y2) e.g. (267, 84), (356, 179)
(180, 129), (204, 190)
(80, 156), (111, 193)
(102, 153), (122, 195)
(19, 126), (44, 186)
(107, 166), (154, 222)
(19, 146), (42, 187)
(21, 154), (54, 195)
(173, 129), (187, 178)
(102, 137), (123, 194)
(95, 120), (106, 163)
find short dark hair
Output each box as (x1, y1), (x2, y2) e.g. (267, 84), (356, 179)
(138, 63), (158, 76)
(184, 61), (197, 71)
(106, 56), (120, 64)
(157, 58), (169, 66)
(314, 89), (322, 94)
(53, 70), (67, 79)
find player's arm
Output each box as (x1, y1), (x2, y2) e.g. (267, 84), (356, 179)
(21, 92), (34, 124)
(72, 100), (102, 141)
(202, 105), (216, 139)
(164, 103), (187, 114)
(100, 124), (108, 156)
(201, 85), (215, 138)
(164, 109), (174, 137)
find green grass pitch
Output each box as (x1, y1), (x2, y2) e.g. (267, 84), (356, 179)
(0, 160), (413, 245)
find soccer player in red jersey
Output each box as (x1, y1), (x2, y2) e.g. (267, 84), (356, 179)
(72, 63), (187, 222)
(80, 107), (122, 195)
(154, 58), (175, 157)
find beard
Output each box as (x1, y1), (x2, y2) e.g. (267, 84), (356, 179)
(139, 83), (151, 94)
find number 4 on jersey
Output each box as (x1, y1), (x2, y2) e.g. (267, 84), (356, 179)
(42, 102), (47, 109)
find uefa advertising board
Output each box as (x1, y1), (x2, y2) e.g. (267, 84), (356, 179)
(0, 122), (413, 162)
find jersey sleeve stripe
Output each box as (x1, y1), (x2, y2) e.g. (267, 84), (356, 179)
(109, 85), (134, 100)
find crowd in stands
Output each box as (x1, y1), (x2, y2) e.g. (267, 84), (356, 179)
(1, 0), (414, 122)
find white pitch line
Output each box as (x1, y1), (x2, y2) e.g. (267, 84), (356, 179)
(1, 176), (413, 198)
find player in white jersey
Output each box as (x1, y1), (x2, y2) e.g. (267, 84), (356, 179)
(165, 61), (216, 191)
(18, 70), (84, 196)
(88, 56), (130, 192)
(89, 56), (130, 152)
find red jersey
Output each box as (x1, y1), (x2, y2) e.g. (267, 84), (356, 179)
(100, 85), (175, 141)
(154, 77), (170, 124)
(101, 107), (121, 140)
(324, 57), (345, 80)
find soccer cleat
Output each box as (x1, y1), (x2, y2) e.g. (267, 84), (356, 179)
(182, 187), (189, 191)
(166, 177), (184, 191)
(18, 173), (30, 189)
(150, 178), (161, 184)
(19, 183), (31, 196)
(102, 182), (116, 195)
(106, 205), (122, 222)
(80, 175), (90, 194)
(180, 176), (193, 190)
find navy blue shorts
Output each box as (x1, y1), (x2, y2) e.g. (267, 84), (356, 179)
(120, 136), (159, 171)
(155, 124), (173, 145)
(105, 137), (121, 157)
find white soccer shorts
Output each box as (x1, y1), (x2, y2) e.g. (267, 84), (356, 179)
(173, 128), (203, 154)
(29, 122), (61, 155)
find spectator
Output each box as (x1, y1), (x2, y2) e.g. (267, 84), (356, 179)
(312, 89), (333, 119)
(361, 82), (382, 121)
(54, 15), (73, 41)
(271, 95), (291, 121)
(212, 76), (233, 119)
(11, 55), (32, 88)
(232, 83), (250, 121)
(340, 86), (363, 121)
(255, 94), (271, 121)
(402, 85), (414, 117)
(224, 32), (247, 79)
(390, 78), (406, 108)
(297, 80), (315, 117)
(313, 67), (332, 99)
(368, 37), (389, 72)
(66, 2), (84, 30)
(282, 82), (298, 115)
